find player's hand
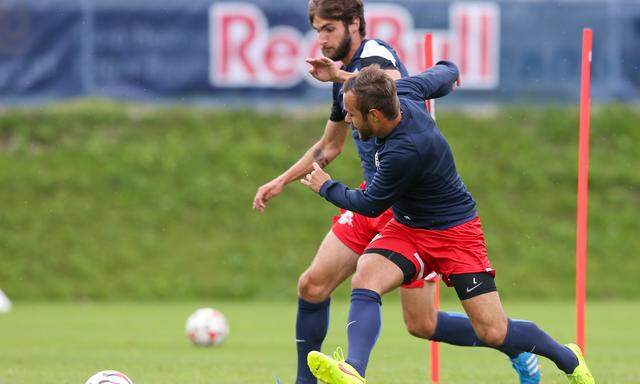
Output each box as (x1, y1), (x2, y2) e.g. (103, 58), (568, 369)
(252, 178), (285, 213)
(306, 56), (341, 83)
(300, 162), (331, 193)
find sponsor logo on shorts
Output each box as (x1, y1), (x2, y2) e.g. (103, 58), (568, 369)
(338, 210), (354, 226)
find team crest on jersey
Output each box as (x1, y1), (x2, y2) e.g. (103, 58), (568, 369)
(338, 210), (354, 226)
(375, 151), (380, 169)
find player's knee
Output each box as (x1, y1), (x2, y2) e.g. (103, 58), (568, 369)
(350, 269), (374, 290)
(404, 306), (437, 339)
(476, 324), (507, 347)
(297, 272), (331, 302)
(404, 315), (437, 339)
(351, 256), (382, 289)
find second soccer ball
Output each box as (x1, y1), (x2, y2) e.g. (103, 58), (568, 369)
(185, 307), (229, 347)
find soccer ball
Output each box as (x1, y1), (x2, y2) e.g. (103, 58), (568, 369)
(85, 370), (133, 384)
(185, 307), (229, 347)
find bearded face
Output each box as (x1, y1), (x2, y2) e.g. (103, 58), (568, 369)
(325, 28), (352, 61)
(313, 17), (354, 62)
(344, 91), (373, 141)
(354, 115), (373, 141)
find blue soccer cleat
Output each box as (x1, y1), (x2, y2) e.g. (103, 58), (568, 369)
(510, 352), (541, 384)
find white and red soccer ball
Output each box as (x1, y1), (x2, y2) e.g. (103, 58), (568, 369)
(185, 307), (229, 347)
(85, 370), (133, 384)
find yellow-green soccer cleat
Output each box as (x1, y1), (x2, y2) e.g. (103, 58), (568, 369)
(307, 347), (365, 384)
(565, 343), (595, 384)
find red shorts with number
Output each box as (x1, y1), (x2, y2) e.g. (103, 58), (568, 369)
(364, 217), (495, 287)
(330, 183), (436, 289)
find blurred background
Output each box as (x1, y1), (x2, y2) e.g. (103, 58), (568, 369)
(0, 1), (639, 382)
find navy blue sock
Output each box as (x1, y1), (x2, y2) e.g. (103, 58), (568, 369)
(296, 298), (331, 384)
(432, 312), (522, 358)
(502, 319), (578, 374)
(345, 289), (382, 377)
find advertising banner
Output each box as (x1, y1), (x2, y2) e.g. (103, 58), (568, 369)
(0, 0), (638, 103)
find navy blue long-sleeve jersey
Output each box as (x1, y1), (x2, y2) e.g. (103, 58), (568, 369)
(319, 61), (477, 230)
(330, 39), (409, 185)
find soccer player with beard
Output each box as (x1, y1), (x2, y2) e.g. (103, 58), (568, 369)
(301, 65), (595, 384)
(253, 1), (540, 383)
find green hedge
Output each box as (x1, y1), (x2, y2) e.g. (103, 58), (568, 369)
(0, 101), (638, 299)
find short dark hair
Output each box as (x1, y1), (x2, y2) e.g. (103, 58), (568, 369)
(343, 65), (400, 120)
(308, 0), (367, 38)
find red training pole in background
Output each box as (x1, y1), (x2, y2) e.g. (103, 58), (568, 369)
(424, 32), (439, 384)
(430, 282), (440, 383)
(576, 28), (592, 355)
(424, 33), (436, 119)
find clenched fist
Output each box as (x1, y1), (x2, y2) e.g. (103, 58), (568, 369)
(300, 162), (332, 193)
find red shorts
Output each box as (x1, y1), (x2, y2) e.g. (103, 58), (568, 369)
(330, 182), (389, 255)
(332, 208), (393, 255)
(330, 182), (436, 289)
(365, 217), (495, 287)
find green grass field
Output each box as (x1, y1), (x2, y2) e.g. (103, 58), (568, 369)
(0, 298), (637, 383)
(1, 102), (639, 300)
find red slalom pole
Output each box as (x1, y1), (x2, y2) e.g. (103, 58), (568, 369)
(576, 28), (592, 355)
(424, 32), (439, 384)
(424, 33), (436, 119)
(430, 281), (440, 383)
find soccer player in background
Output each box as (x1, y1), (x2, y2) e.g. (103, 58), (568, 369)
(253, 1), (540, 383)
(301, 65), (595, 384)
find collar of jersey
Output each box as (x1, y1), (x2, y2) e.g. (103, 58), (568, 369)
(343, 39), (370, 70)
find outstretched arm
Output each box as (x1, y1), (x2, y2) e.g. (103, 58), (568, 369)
(306, 56), (401, 84)
(397, 60), (459, 101)
(252, 119), (348, 213)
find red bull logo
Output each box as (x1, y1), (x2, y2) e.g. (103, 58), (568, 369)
(210, 2), (499, 89)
